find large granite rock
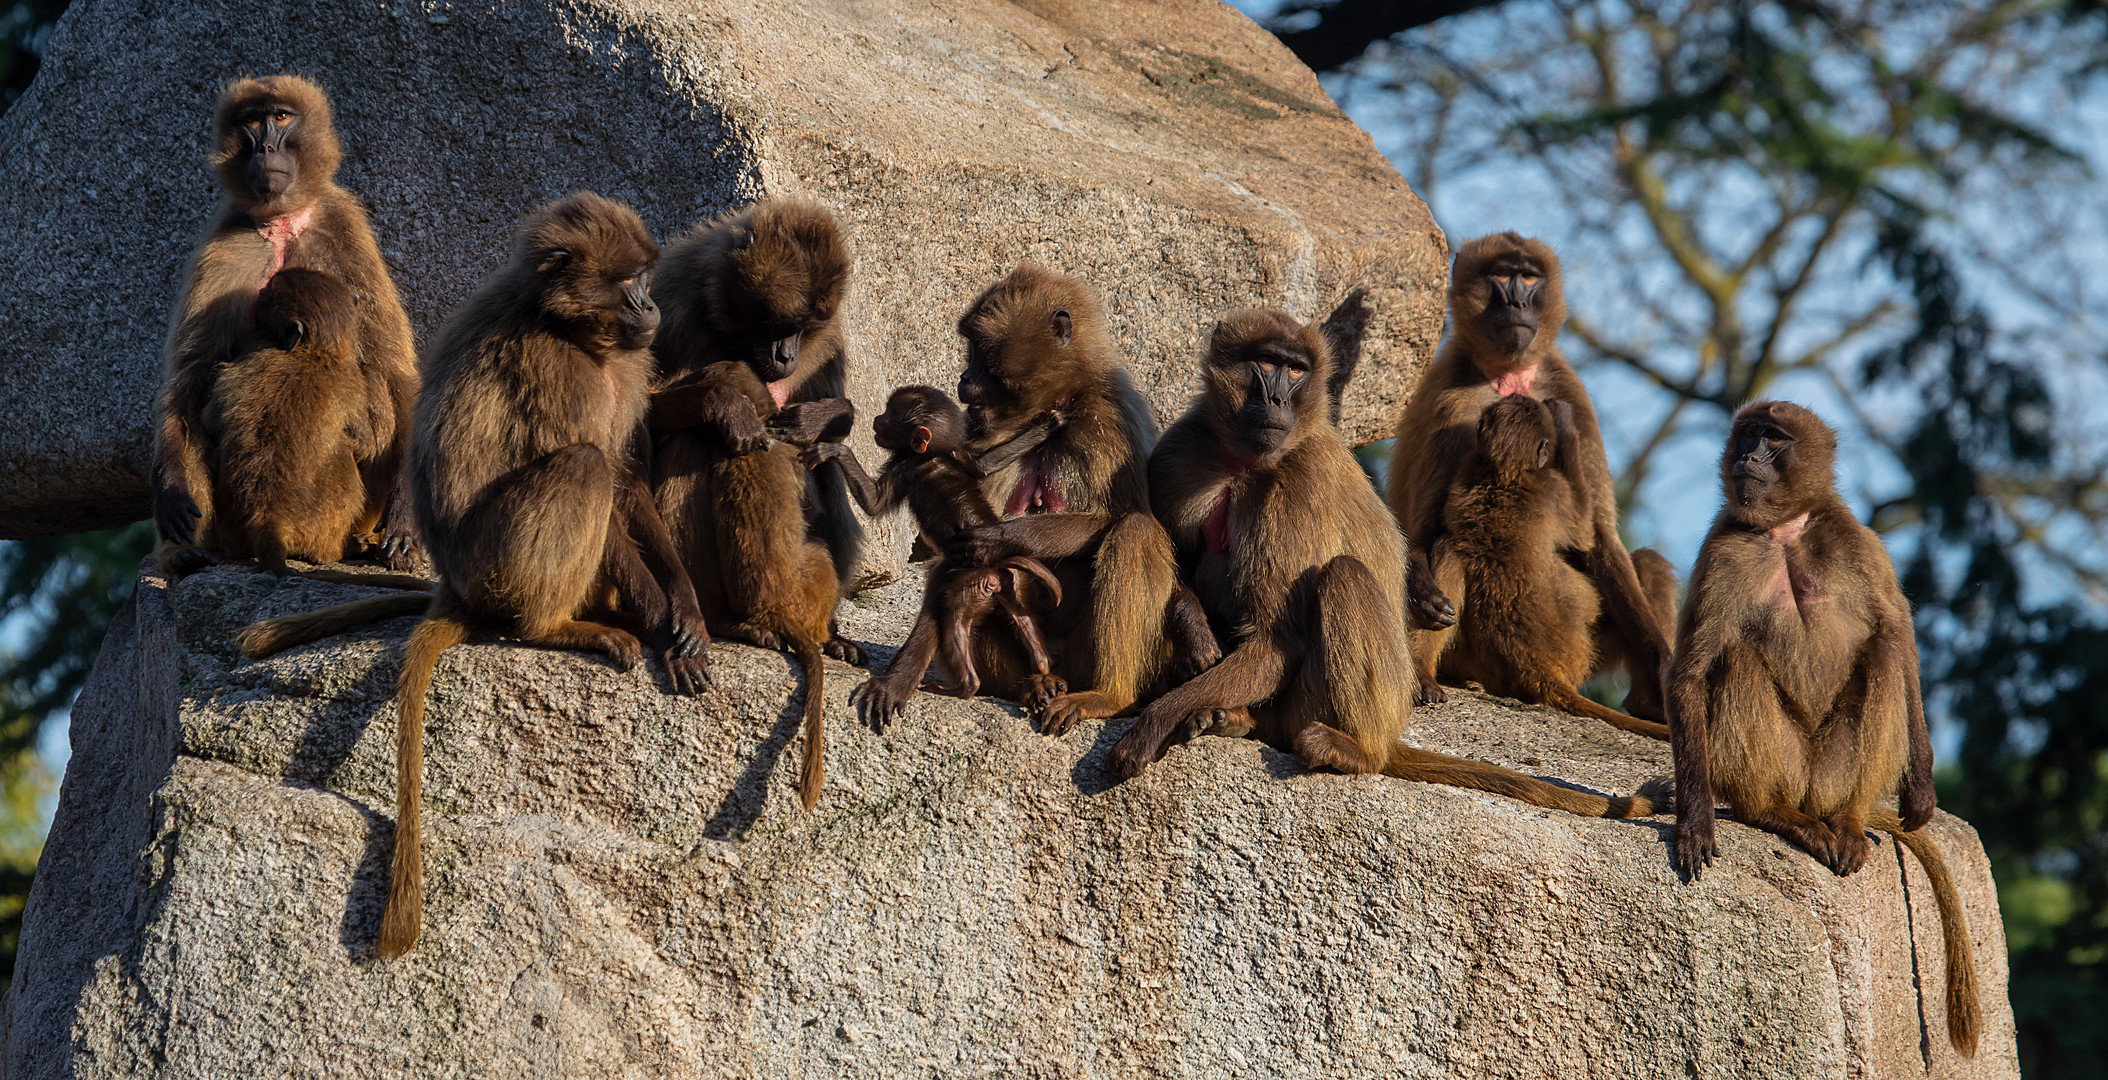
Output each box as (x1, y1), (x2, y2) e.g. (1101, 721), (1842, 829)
(0, 0), (1446, 548)
(1, 562), (2017, 1078)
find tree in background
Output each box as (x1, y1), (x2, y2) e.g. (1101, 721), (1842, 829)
(1255, 0), (2108, 1073)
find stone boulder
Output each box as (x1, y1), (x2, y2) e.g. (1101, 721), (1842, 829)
(2, 562), (2017, 1077)
(0, 0), (1446, 550)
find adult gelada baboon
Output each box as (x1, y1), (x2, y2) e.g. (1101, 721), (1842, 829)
(942, 264), (1220, 734)
(1387, 232), (1678, 720)
(238, 193), (711, 957)
(1670, 400), (1978, 1056)
(154, 75), (420, 576)
(650, 197), (864, 588)
(1110, 308), (1653, 821)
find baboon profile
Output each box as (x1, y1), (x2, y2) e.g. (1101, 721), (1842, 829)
(1417, 395), (1670, 739)
(662, 359), (842, 809)
(1670, 400), (1978, 1056)
(942, 264), (1221, 732)
(238, 193), (711, 957)
(804, 386), (1069, 725)
(154, 75), (420, 576)
(1109, 308), (1653, 822)
(1387, 233), (1678, 720)
(650, 198), (864, 588)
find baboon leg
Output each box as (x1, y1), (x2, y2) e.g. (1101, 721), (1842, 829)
(1804, 637), (1912, 876)
(452, 444), (615, 623)
(1707, 641), (1843, 864)
(1038, 512), (1177, 734)
(518, 618), (643, 670)
(1276, 557), (1413, 776)
(1609, 546), (1679, 721)
(936, 605), (983, 699)
(1162, 583), (1222, 683)
(996, 589), (1055, 676)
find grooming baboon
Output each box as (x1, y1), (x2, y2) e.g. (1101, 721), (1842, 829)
(942, 264), (1221, 733)
(237, 193), (711, 957)
(650, 198), (863, 588)
(661, 359), (842, 809)
(1670, 400), (1978, 1056)
(154, 75), (420, 576)
(1417, 395), (1670, 739)
(804, 386), (1068, 725)
(1387, 232), (1677, 720)
(1107, 308), (1653, 821)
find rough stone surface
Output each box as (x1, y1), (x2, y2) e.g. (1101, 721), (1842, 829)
(2, 562), (2018, 1078)
(0, 0), (1446, 546)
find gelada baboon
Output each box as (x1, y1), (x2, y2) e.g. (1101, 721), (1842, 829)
(650, 198), (863, 588)
(804, 386), (1068, 725)
(1418, 395), (1670, 739)
(154, 75), (420, 576)
(238, 193), (711, 956)
(1108, 308), (1652, 821)
(943, 264), (1220, 733)
(1670, 401), (1978, 1056)
(1387, 233), (1678, 719)
(663, 360), (842, 809)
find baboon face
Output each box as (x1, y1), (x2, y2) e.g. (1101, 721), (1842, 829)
(1720, 400), (1836, 526)
(715, 207), (847, 384)
(524, 194), (660, 354)
(1203, 308), (1329, 464)
(1475, 395), (1556, 475)
(1451, 232), (1567, 361)
(874, 386), (962, 456)
(213, 76), (341, 214)
(253, 268), (358, 353)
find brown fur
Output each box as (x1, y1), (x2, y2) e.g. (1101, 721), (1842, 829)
(1109, 309), (1652, 820)
(1386, 233), (1676, 720)
(1670, 401), (1977, 1056)
(944, 265), (1219, 733)
(651, 198), (863, 588)
(1419, 395), (1670, 739)
(236, 193), (712, 956)
(154, 76), (420, 576)
(807, 387), (1068, 726)
(662, 360), (838, 808)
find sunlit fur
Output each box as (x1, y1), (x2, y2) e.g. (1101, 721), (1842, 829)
(1670, 400), (1977, 1057)
(212, 76), (342, 219)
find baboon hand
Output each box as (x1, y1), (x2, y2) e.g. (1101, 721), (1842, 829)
(378, 513), (424, 570)
(1414, 681), (1448, 705)
(770, 398), (853, 446)
(720, 403), (772, 456)
(851, 678), (909, 733)
(1672, 814), (1716, 881)
(1106, 714), (1176, 779)
(664, 652), (710, 695)
(1406, 564), (1457, 630)
(801, 442), (847, 471)
(154, 483), (202, 545)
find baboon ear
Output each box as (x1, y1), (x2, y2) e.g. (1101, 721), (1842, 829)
(283, 319), (307, 351)
(537, 248), (571, 275)
(911, 426), (932, 455)
(730, 227), (754, 251)
(1050, 309), (1072, 348)
(1536, 438), (1551, 469)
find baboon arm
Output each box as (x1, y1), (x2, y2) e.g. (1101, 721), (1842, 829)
(805, 443), (895, 518)
(973, 413), (1062, 475)
(1667, 607), (1726, 878)
(964, 511), (1117, 563)
(151, 361), (215, 544)
(616, 469), (705, 620)
(650, 382), (762, 436)
(771, 396), (854, 446)
(1113, 639), (1288, 766)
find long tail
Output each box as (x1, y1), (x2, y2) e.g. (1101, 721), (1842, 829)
(790, 634), (826, 810)
(1545, 685), (1672, 741)
(997, 556), (1063, 610)
(297, 569), (436, 591)
(376, 612), (471, 959)
(239, 592), (433, 658)
(1385, 743), (1655, 818)
(1870, 809), (1981, 1057)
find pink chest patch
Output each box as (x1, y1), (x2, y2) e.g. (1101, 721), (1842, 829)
(1764, 514), (1832, 610)
(766, 379), (793, 410)
(1201, 451), (1252, 552)
(253, 205), (314, 285)
(1004, 454), (1068, 516)
(1474, 360), (1538, 397)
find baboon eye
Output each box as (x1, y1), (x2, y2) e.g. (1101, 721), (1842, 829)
(1490, 274), (1511, 283)
(1286, 368), (1305, 381)
(272, 111), (291, 122)
(1522, 276), (1541, 287)
(1257, 362), (1276, 374)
